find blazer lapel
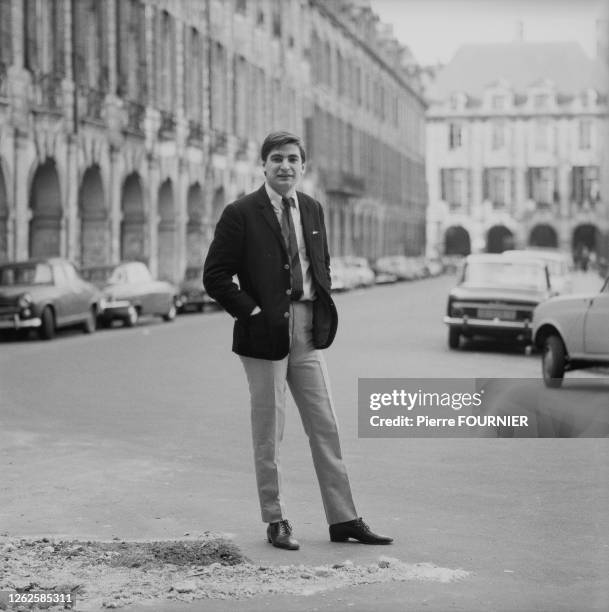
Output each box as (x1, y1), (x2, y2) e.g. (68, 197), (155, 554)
(297, 193), (315, 260)
(255, 185), (288, 255)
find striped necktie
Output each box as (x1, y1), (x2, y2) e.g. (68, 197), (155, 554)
(281, 197), (303, 301)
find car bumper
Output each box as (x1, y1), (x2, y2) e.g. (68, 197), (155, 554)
(444, 315), (532, 334)
(0, 314), (42, 330)
(100, 300), (133, 319)
(178, 295), (214, 308)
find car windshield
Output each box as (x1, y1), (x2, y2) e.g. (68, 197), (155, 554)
(0, 263), (53, 286)
(107, 266), (129, 284)
(81, 267), (114, 283)
(463, 261), (546, 290)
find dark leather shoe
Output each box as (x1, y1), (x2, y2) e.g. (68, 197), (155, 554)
(267, 519), (300, 550)
(329, 517), (393, 544)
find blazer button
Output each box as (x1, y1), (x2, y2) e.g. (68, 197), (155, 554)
(284, 312), (290, 318)
(284, 264), (290, 270)
(286, 288), (292, 295)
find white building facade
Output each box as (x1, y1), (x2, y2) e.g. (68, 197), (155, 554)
(426, 42), (609, 263)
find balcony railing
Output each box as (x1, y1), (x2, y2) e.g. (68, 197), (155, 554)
(321, 169), (366, 195)
(211, 130), (228, 154)
(78, 87), (104, 122)
(187, 120), (204, 146)
(124, 100), (145, 135)
(33, 73), (63, 112)
(158, 110), (176, 139)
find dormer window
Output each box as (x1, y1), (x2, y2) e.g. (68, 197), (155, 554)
(491, 95), (505, 110)
(448, 92), (466, 111)
(534, 94), (549, 109)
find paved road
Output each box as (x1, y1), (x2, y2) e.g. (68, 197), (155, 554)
(1, 272), (607, 611)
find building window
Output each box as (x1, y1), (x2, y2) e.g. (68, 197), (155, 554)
(185, 27), (203, 119)
(534, 93), (549, 109)
(440, 168), (467, 209)
(271, 0), (281, 37)
(491, 120), (506, 150)
(235, 0), (247, 14)
(0, 0), (13, 67)
(571, 167), (600, 205)
(491, 95), (505, 110)
(483, 168), (508, 206)
(527, 167), (556, 206)
(448, 123), (463, 150)
(578, 119), (592, 150)
(534, 119), (550, 151)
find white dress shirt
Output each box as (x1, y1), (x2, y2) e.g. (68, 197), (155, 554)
(265, 183), (316, 301)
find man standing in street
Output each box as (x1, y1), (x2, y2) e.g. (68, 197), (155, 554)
(203, 131), (392, 550)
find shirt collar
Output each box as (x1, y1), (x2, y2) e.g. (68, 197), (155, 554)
(265, 183), (298, 211)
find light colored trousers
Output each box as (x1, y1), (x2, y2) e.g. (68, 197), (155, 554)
(240, 301), (358, 525)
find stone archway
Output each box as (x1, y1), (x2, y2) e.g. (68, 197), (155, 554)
(157, 179), (177, 282)
(0, 164), (8, 262)
(444, 225), (471, 256)
(186, 183), (205, 266)
(79, 165), (109, 266)
(572, 223), (602, 269)
(486, 225), (514, 253)
(29, 159), (62, 258)
(572, 223), (601, 253)
(529, 224), (558, 248)
(121, 173), (146, 262)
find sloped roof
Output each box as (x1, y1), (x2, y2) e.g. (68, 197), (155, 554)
(428, 41), (608, 102)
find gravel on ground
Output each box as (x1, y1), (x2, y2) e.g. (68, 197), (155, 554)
(0, 533), (469, 610)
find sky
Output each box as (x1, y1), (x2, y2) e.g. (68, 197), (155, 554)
(369, 0), (608, 65)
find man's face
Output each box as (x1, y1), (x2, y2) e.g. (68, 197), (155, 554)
(262, 143), (305, 195)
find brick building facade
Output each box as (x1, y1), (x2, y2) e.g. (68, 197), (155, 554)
(0, 0), (427, 281)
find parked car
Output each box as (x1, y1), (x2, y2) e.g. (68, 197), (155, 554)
(178, 266), (215, 312)
(503, 248), (573, 294)
(444, 253), (553, 349)
(342, 256), (376, 288)
(81, 261), (178, 327)
(424, 258), (444, 277)
(330, 257), (359, 292)
(532, 276), (609, 387)
(373, 256), (399, 284)
(374, 255), (414, 281)
(0, 258), (101, 340)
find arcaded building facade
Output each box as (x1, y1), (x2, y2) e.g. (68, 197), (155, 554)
(426, 42), (609, 261)
(0, 0), (427, 281)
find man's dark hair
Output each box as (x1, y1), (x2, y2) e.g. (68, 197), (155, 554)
(260, 131), (306, 163)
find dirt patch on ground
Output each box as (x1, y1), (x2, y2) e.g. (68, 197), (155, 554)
(0, 533), (469, 610)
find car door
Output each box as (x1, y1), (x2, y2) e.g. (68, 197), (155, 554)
(583, 280), (609, 355)
(64, 262), (94, 320)
(51, 262), (78, 325)
(129, 263), (155, 314)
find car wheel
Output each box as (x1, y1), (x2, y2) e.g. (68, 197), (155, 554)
(163, 304), (177, 322)
(542, 334), (566, 388)
(82, 307), (97, 334)
(38, 307), (55, 340)
(124, 305), (139, 327)
(448, 327), (460, 349)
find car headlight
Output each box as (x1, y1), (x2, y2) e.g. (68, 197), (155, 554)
(18, 293), (33, 309)
(451, 305), (464, 317)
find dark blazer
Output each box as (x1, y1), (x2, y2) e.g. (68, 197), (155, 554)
(203, 184), (338, 360)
